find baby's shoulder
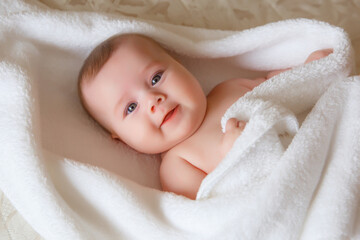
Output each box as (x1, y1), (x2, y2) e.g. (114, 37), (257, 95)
(208, 77), (266, 101)
(210, 78), (243, 92)
(209, 78), (249, 96)
(217, 77), (266, 92)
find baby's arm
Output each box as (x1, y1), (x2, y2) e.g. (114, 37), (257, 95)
(304, 48), (333, 63)
(160, 153), (206, 200)
(266, 49), (333, 79)
(217, 47), (331, 92)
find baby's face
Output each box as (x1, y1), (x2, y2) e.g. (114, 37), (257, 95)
(82, 36), (207, 154)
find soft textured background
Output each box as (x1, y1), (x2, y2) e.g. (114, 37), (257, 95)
(1, 0), (359, 239)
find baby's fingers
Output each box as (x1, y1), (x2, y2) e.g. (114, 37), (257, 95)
(238, 120), (246, 130)
(225, 118), (246, 132)
(225, 118), (238, 132)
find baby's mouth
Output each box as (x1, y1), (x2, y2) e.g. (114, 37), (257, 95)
(160, 105), (178, 127)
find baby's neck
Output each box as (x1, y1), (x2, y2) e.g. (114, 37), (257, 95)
(160, 151), (167, 159)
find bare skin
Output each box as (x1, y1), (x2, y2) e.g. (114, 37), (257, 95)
(159, 77), (264, 199)
(161, 49), (332, 199)
(81, 35), (332, 200)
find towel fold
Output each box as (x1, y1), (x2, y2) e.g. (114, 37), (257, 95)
(0, 0), (359, 239)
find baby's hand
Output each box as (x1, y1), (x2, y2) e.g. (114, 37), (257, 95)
(221, 118), (246, 158)
(305, 48), (333, 64)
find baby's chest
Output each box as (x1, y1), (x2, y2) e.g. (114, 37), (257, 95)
(176, 80), (251, 173)
(174, 119), (223, 173)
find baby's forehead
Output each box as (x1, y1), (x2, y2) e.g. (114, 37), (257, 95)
(88, 35), (168, 89)
(95, 37), (163, 84)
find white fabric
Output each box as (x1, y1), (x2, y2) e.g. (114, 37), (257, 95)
(0, 0), (359, 239)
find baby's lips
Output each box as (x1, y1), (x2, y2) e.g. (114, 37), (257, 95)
(160, 105), (177, 127)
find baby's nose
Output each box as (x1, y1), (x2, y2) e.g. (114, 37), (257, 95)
(149, 94), (165, 113)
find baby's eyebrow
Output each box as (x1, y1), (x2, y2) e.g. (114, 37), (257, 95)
(141, 60), (161, 76)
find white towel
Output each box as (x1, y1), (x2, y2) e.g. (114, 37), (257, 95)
(0, 0), (359, 239)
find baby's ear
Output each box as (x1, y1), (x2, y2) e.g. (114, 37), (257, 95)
(111, 133), (121, 141)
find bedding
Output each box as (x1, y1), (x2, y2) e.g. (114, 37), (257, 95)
(1, 0), (360, 239)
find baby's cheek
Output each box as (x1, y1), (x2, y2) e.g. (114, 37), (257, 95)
(131, 129), (167, 154)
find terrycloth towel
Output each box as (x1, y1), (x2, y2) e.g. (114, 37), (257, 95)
(0, 0), (359, 239)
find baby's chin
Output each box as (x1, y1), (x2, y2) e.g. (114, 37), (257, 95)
(126, 117), (205, 154)
(130, 134), (189, 155)
(132, 141), (178, 155)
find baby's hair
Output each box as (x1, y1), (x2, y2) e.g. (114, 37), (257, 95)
(77, 33), (157, 135)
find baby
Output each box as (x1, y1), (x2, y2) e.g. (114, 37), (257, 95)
(78, 34), (331, 199)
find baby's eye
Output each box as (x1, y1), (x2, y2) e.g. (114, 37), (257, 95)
(126, 102), (137, 115)
(151, 72), (163, 86)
